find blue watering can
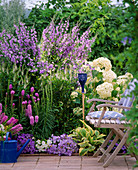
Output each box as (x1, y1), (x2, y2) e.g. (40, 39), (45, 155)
(0, 132), (30, 163)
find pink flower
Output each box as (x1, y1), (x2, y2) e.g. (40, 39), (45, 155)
(10, 124), (23, 133)
(35, 115), (39, 123)
(37, 98), (40, 101)
(30, 116), (34, 126)
(25, 109), (28, 116)
(28, 100), (32, 104)
(0, 103), (2, 114)
(27, 104), (32, 117)
(33, 96), (36, 100)
(11, 90), (15, 95)
(1, 115), (8, 123)
(12, 103), (15, 108)
(21, 90), (25, 96)
(26, 94), (30, 99)
(35, 93), (39, 97)
(6, 92), (8, 96)
(24, 100), (27, 105)
(6, 117), (16, 125)
(30, 87), (34, 93)
(22, 101), (25, 105)
(9, 84), (13, 90)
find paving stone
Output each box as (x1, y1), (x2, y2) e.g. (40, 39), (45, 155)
(82, 165), (104, 170)
(60, 156), (81, 160)
(105, 166), (128, 170)
(60, 159), (81, 165)
(35, 164), (58, 169)
(125, 156), (137, 166)
(58, 165), (81, 168)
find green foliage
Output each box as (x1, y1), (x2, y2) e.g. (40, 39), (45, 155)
(115, 0), (138, 166)
(0, 0), (26, 33)
(50, 74), (81, 136)
(69, 120), (105, 156)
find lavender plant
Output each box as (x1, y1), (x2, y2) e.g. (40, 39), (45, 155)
(47, 134), (78, 156)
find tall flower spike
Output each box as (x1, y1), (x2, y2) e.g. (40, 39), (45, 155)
(30, 116), (34, 126)
(35, 115), (39, 123)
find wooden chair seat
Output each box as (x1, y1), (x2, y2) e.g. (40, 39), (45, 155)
(86, 79), (138, 167)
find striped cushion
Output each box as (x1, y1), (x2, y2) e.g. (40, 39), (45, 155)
(88, 111), (125, 119)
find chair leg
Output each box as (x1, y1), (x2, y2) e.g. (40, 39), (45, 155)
(103, 130), (129, 168)
(93, 130), (114, 157)
(98, 134), (119, 162)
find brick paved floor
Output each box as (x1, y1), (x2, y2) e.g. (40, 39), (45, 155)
(0, 155), (137, 170)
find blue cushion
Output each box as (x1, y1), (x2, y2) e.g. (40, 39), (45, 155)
(88, 111), (125, 119)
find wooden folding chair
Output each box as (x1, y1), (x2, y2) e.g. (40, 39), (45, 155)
(86, 79), (138, 167)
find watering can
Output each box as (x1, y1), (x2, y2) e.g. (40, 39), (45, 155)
(0, 132), (30, 163)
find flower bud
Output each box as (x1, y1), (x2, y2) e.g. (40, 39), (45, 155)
(21, 90), (25, 96)
(9, 84), (13, 90)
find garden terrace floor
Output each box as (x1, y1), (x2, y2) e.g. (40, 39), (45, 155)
(0, 155), (137, 170)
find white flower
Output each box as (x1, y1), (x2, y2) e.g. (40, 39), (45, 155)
(47, 139), (52, 145)
(36, 139), (41, 144)
(42, 141), (46, 145)
(70, 91), (78, 98)
(102, 69), (117, 83)
(0, 124), (4, 131)
(92, 57), (112, 71)
(96, 82), (113, 99)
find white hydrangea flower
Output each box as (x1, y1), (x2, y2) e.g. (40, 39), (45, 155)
(92, 57), (112, 71)
(102, 69), (117, 83)
(96, 82), (113, 99)
(125, 72), (133, 80)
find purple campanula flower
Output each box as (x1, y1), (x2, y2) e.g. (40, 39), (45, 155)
(128, 37), (132, 44)
(9, 84), (13, 90)
(121, 37), (127, 46)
